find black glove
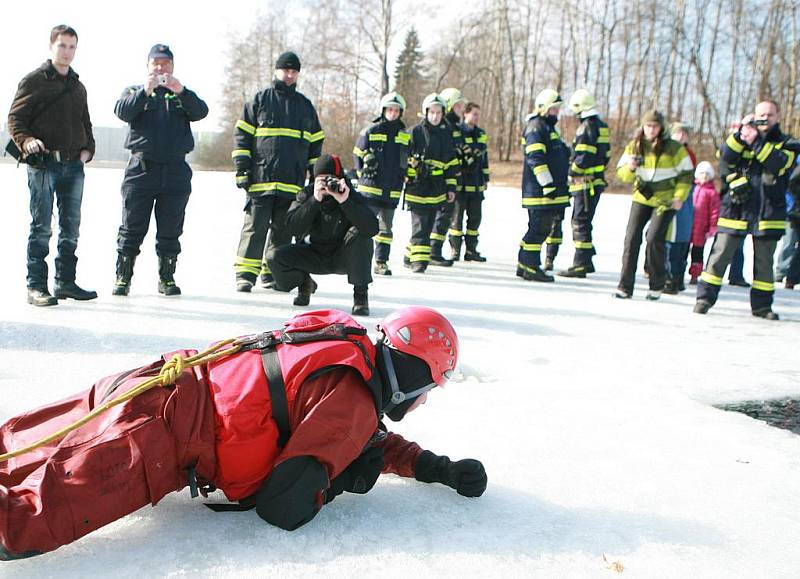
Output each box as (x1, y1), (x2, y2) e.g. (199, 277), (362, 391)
(361, 152), (379, 179)
(235, 170), (250, 190)
(414, 450), (487, 497)
(326, 446), (385, 503)
(726, 173), (751, 205)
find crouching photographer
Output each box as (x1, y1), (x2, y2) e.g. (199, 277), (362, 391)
(268, 154), (379, 315)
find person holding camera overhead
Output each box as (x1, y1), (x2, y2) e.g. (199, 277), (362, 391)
(695, 100), (799, 319)
(7, 25), (96, 307)
(112, 44), (209, 297)
(614, 110), (693, 300)
(267, 154), (378, 315)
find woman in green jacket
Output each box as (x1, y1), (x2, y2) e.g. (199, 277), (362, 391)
(615, 110), (694, 299)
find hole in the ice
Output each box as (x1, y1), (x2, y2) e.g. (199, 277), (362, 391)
(716, 398), (800, 435)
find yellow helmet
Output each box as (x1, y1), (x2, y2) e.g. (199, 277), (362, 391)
(439, 88), (466, 112)
(569, 89), (596, 114)
(422, 93), (447, 113)
(534, 89), (563, 114)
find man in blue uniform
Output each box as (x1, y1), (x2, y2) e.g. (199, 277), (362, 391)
(112, 44), (208, 297)
(695, 100), (799, 320)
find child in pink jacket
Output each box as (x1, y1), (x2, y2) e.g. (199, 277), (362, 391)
(688, 161), (721, 284)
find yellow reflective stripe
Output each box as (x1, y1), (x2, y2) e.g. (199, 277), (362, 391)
(550, 132), (559, 140)
(235, 256), (261, 266)
(597, 136), (610, 144)
(431, 170), (444, 176)
(465, 229), (479, 236)
(234, 256), (262, 275)
(260, 264), (271, 274)
(526, 143), (547, 154)
(426, 159), (446, 169)
(482, 169), (490, 175)
(726, 133), (744, 154)
(729, 176), (748, 189)
(717, 217), (747, 230)
(235, 119), (256, 135)
(756, 142), (774, 163)
(445, 179), (457, 186)
(752, 280), (775, 291)
(358, 184), (383, 195)
(478, 134), (488, 144)
(545, 237), (562, 244)
(448, 229), (464, 236)
(574, 241), (594, 249)
(395, 133), (411, 145)
(407, 168), (417, 177)
(463, 186), (477, 192)
(374, 235), (393, 244)
(533, 165), (550, 175)
(405, 194), (447, 204)
(759, 220), (786, 230)
(522, 196), (570, 206)
(430, 233), (446, 241)
(569, 183), (587, 192)
(390, 190), (402, 199)
(254, 127), (303, 138)
(464, 137), (474, 144)
(446, 158), (460, 168)
(353, 146), (366, 158)
(519, 242), (542, 251)
(700, 271), (723, 286)
(304, 130), (325, 143)
(588, 165), (606, 173)
(231, 149), (251, 158)
(570, 163), (586, 175)
(575, 144), (597, 154)
(248, 182), (303, 194)
(368, 133), (388, 142)
(307, 157), (320, 166)
(780, 149), (796, 176)
(406, 244), (431, 252)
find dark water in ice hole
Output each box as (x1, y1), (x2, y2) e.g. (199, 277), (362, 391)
(716, 398), (800, 435)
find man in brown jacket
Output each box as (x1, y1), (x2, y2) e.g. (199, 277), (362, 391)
(7, 24), (96, 306)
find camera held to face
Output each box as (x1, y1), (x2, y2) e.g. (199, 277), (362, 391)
(324, 176), (342, 193)
(157, 74), (168, 85)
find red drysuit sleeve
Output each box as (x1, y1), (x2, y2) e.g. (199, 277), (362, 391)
(273, 367), (378, 482)
(378, 431), (423, 478)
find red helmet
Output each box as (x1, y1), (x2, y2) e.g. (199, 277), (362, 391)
(377, 306), (458, 386)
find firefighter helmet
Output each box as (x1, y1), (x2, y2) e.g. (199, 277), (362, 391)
(569, 89), (596, 114)
(379, 91), (406, 113)
(534, 89), (563, 114)
(377, 306), (458, 387)
(440, 87), (466, 112)
(422, 93), (446, 113)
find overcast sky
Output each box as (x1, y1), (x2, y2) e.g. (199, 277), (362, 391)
(1, 0), (445, 133)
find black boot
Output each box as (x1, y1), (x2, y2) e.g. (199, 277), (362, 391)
(449, 236), (463, 261)
(53, 282), (98, 301)
(522, 267), (554, 282)
(112, 253), (136, 296)
(293, 275), (317, 306)
(158, 255), (181, 296)
(352, 285), (369, 316)
(662, 279), (679, 295)
(544, 257), (554, 271)
(429, 241), (453, 267)
(260, 272), (276, 289)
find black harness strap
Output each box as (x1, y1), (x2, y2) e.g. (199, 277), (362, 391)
(261, 348), (291, 448)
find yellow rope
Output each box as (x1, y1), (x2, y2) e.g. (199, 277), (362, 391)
(0, 339), (243, 463)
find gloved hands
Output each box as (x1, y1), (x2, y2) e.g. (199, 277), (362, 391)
(362, 152), (379, 179)
(235, 170), (250, 190)
(326, 446), (385, 503)
(414, 450), (487, 497)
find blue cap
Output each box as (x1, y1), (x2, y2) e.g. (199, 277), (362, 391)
(148, 44), (173, 60)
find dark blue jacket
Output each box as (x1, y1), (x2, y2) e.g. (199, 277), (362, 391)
(115, 85), (208, 161)
(458, 123), (489, 198)
(353, 118), (409, 208)
(521, 115), (570, 210)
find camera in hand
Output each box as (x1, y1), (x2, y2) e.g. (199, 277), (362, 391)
(746, 118), (768, 127)
(325, 176), (342, 192)
(158, 74), (168, 85)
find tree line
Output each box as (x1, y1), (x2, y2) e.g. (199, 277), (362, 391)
(196, 0), (800, 173)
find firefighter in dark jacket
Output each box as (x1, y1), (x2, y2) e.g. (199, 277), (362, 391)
(232, 51), (324, 293)
(0, 307), (487, 560)
(695, 100), (799, 320)
(518, 89), (570, 282)
(7, 25), (96, 306)
(428, 88), (466, 266)
(112, 44), (208, 297)
(404, 94), (459, 273)
(268, 155), (379, 316)
(448, 102), (490, 262)
(557, 89), (611, 278)
(353, 92), (410, 276)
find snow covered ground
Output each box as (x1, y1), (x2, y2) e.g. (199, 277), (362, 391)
(1, 164), (799, 578)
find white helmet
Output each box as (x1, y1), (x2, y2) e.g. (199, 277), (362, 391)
(439, 87), (466, 112)
(569, 89), (596, 114)
(534, 89), (563, 114)
(380, 91), (406, 113)
(422, 93), (446, 113)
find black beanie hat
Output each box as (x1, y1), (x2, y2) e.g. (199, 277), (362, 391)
(313, 154), (344, 178)
(275, 51), (301, 71)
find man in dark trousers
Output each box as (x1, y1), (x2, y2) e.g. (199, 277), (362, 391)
(0, 306), (486, 560)
(268, 155), (379, 315)
(112, 44), (209, 296)
(7, 24), (96, 306)
(232, 51), (324, 293)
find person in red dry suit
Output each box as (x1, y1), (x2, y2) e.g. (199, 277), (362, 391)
(0, 306), (487, 560)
